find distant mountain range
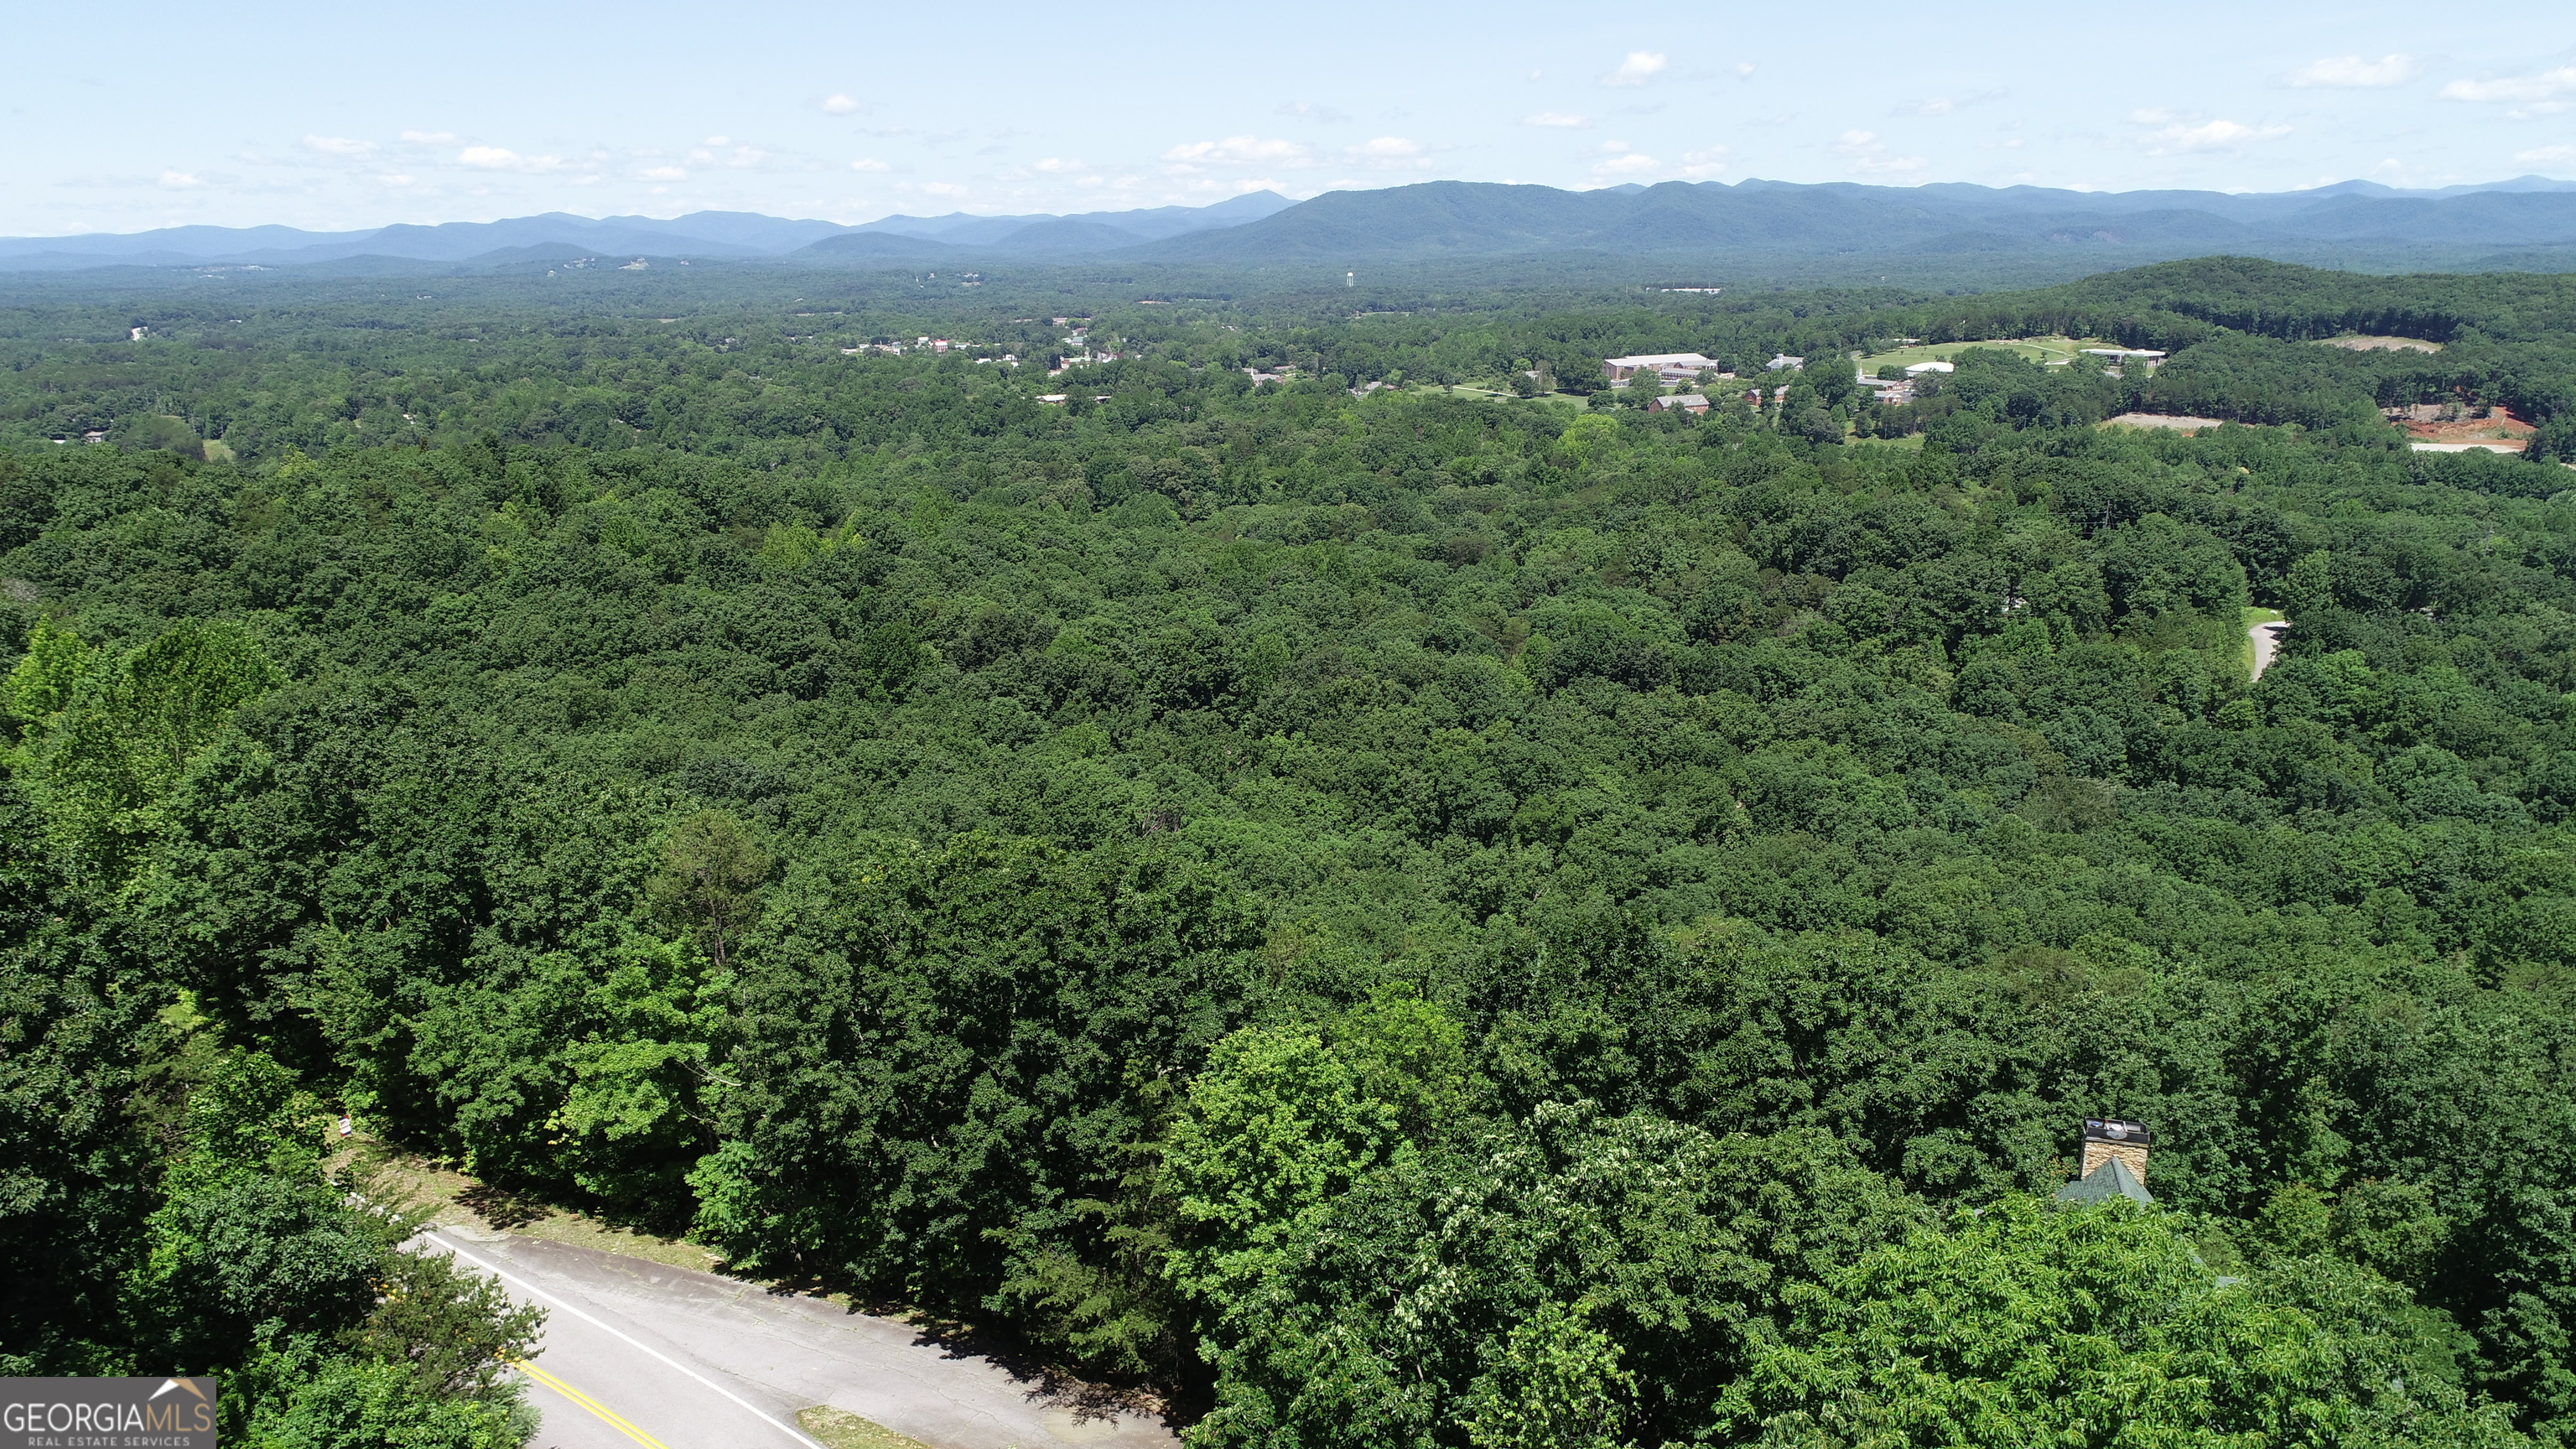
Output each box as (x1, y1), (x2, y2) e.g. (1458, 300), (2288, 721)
(0, 192), (1297, 272)
(1130, 175), (2576, 266)
(7, 175), (2576, 275)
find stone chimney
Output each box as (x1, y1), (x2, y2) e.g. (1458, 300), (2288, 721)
(2080, 1118), (2151, 1182)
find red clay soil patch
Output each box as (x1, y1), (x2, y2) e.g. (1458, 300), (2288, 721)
(2395, 405), (2533, 447)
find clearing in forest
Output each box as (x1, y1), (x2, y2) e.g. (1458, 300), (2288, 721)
(2101, 413), (2232, 432)
(1853, 335), (2108, 372)
(2318, 335), (2443, 352)
(2245, 606), (2288, 681)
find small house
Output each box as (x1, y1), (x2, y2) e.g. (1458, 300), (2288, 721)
(2055, 1118), (2153, 1205)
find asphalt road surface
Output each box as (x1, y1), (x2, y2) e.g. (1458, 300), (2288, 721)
(423, 1226), (1175, 1449)
(2249, 617), (2288, 681)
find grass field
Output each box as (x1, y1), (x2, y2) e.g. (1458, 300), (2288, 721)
(1852, 335), (2112, 374)
(1411, 382), (1585, 408)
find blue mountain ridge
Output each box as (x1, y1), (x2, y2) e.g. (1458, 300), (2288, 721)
(0, 193), (1296, 271)
(7, 175), (2576, 273)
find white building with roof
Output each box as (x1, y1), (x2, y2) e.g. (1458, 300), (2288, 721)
(1601, 352), (1718, 385)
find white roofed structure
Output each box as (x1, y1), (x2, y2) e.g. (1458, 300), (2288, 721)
(1602, 352), (1717, 382)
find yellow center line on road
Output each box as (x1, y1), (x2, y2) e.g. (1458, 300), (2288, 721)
(512, 1358), (673, 1449)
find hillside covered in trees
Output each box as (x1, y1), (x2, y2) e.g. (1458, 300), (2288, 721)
(6, 256), (2576, 1447)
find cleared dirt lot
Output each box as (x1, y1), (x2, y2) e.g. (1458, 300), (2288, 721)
(2101, 412), (2231, 431)
(2318, 335), (2442, 352)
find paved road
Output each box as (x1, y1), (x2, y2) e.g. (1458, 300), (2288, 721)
(423, 1227), (1175, 1449)
(2248, 618), (2288, 680)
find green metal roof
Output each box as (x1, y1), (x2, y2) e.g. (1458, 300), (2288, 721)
(2054, 1157), (2153, 1205)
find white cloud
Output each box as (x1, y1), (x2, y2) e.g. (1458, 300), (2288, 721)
(2136, 116), (2292, 154)
(1680, 145), (1730, 179)
(398, 130), (456, 143)
(1348, 136), (1431, 169)
(821, 93), (864, 115)
(2288, 54), (2420, 88)
(1602, 51), (1666, 87)
(1161, 135), (1317, 169)
(1525, 112), (1588, 127)
(1031, 156), (1087, 173)
(1735, 62), (1755, 77)
(1903, 98), (1955, 116)
(2509, 101), (2570, 120)
(304, 134), (377, 156)
(1836, 129), (1929, 177)
(639, 165), (687, 181)
(377, 174), (416, 187)
(1592, 140), (1659, 176)
(158, 169), (205, 190)
(702, 135), (730, 147)
(2443, 66), (2576, 101)
(2518, 143), (2576, 164)
(920, 180), (969, 197)
(457, 146), (563, 172)
(849, 158), (892, 172)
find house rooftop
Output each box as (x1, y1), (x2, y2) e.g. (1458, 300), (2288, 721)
(2054, 1156), (2153, 1206)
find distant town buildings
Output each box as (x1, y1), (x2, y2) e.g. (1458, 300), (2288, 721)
(1649, 393), (1710, 415)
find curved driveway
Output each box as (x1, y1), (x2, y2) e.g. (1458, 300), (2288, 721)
(2248, 617), (2288, 680)
(423, 1227), (1174, 1449)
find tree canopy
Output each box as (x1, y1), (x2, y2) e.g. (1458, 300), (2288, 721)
(5, 255), (2575, 1446)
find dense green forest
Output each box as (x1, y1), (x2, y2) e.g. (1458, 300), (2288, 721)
(7, 256), (2576, 1447)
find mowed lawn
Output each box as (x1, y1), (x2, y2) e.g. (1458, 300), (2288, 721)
(1852, 335), (2115, 373)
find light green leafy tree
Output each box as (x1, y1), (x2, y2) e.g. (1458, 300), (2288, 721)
(1724, 1194), (2527, 1448)
(1458, 1301), (1639, 1449)
(3, 620), (279, 883)
(1163, 1026), (1404, 1309)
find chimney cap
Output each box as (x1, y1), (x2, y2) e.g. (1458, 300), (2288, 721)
(2082, 1117), (2152, 1145)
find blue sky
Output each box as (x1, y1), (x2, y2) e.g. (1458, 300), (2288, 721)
(8, 0), (2575, 236)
